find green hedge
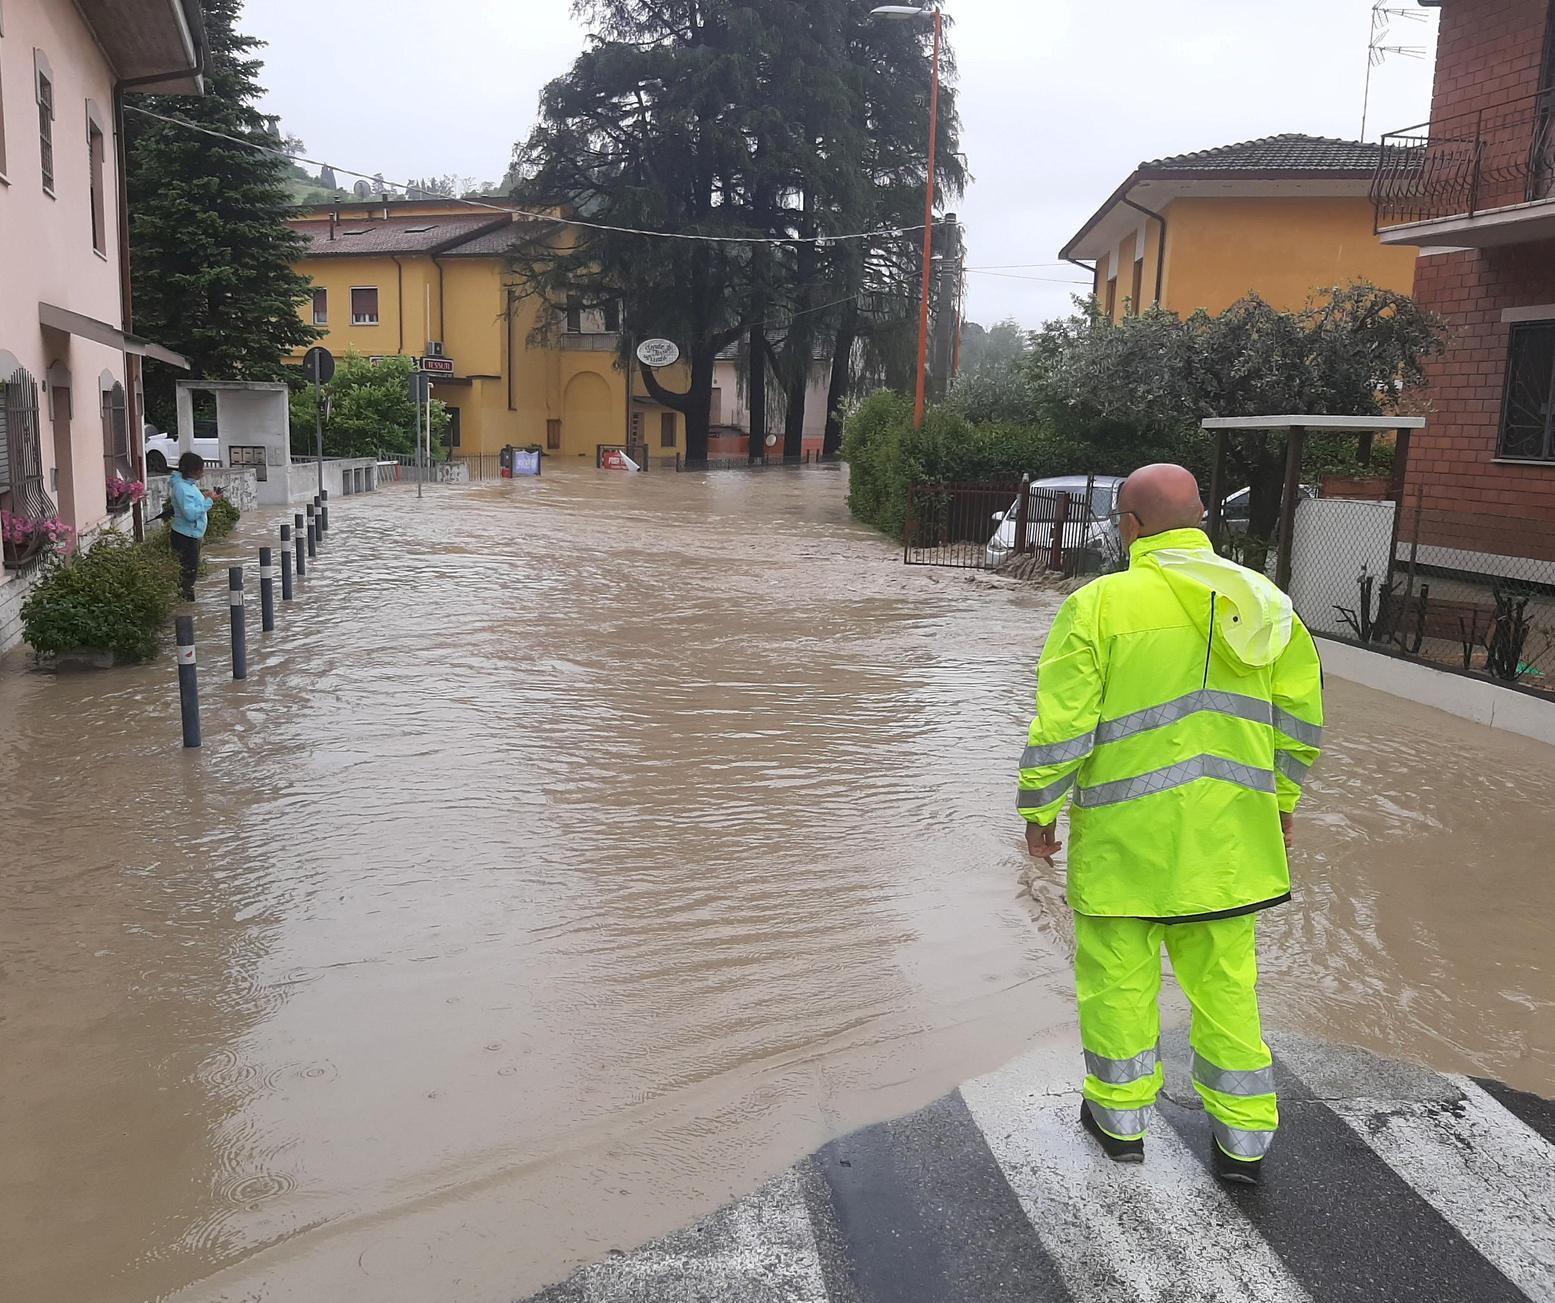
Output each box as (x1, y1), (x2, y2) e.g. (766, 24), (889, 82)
(207, 494), (240, 540)
(842, 392), (1150, 539)
(20, 534), (181, 662)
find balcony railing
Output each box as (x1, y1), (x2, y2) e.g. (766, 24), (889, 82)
(1373, 86), (1555, 230)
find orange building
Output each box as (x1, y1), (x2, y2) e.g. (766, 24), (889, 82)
(1060, 134), (1418, 321)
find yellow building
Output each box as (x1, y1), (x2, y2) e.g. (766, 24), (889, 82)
(1060, 134), (1418, 322)
(288, 199), (684, 458)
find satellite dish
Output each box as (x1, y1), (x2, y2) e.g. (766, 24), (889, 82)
(352, 179), (372, 199)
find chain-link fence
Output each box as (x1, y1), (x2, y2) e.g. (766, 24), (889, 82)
(1205, 421), (1555, 699)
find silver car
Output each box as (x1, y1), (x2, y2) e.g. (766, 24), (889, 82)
(985, 474), (1127, 572)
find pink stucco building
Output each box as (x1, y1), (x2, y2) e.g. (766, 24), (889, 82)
(0, 0), (203, 647)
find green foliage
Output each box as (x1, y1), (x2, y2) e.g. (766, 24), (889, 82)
(207, 495), (241, 540)
(126, 0), (320, 428)
(846, 284), (1440, 539)
(508, 0), (965, 459)
(957, 319), (1032, 376)
(289, 353), (450, 458)
(21, 535), (181, 662)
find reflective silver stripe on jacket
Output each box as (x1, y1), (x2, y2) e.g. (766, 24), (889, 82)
(1096, 690), (1273, 746)
(1020, 732), (1095, 769)
(1017, 774), (1075, 810)
(1211, 1116), (1276, 1160)
(1273, 707), (1323, 748)
(1275, 751), (1312, 785)
(1085, 1100), (1152, 1139)
(1193, 1052), (1276, 1097)
(1085, 1044), (1160, 1085)
(1073, 755), (1277, 809)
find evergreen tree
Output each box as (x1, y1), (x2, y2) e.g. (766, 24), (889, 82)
(126, 0), (317, 426)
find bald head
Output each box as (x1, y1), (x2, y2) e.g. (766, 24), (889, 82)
(1118, 464), (1205, 539)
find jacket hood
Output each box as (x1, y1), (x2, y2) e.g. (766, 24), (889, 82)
(1130, 528), (1294, 669)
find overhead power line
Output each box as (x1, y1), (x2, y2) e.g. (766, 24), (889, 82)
(124, 104), (955, 248)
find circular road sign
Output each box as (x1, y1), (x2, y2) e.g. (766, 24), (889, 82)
(635, 338), (680, 368)
(303, 346), (336, 385)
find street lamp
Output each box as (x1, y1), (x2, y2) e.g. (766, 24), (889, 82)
(872, 3), (942, 429)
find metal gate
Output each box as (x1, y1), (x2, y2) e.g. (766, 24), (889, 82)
(903, 478), (1103, 573)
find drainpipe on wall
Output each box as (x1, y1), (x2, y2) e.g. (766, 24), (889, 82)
(433, 256), (447, 343)
(113, 85), (146, 541)
(1121, 197), (1167, 306)
(391, 256), (406, 355)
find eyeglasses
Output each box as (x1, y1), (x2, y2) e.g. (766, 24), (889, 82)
(1105, 509), (1140, 526)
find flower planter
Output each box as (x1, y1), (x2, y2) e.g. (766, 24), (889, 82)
(106, 491), (137, 516)
(2, 533), (49, 571)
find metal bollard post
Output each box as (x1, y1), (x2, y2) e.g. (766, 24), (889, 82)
(280, 526), (295, 600)
(229, 567), (247, 680)
(176, 615), (200, 748)
(306, 503), (317, 559)
(320, 489), (330, 533)
(294, 512), (307, 577)
(259, 547), (276, 632)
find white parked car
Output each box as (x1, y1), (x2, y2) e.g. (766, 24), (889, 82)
(143, 423), (219, 474)
(985, 474), (1127, 571)
(1216, 484), (1317, 532)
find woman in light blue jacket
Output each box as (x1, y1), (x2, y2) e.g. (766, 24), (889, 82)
(168, 452), (212, 600)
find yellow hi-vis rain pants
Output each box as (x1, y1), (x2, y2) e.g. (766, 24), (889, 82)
(1075, 911), (1277, 1163)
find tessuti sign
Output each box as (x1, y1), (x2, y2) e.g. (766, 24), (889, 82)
(635, 338), (680, 368)
(419, 356), (456, 375)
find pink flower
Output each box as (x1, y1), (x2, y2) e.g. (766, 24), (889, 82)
(2, 511), (76, 546)
(106, 474), (147, 503)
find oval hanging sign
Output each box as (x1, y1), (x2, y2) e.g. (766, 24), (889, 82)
(635, 338), (681, 368)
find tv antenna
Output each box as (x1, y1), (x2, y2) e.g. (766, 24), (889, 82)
(1362, 3), (1429, 141)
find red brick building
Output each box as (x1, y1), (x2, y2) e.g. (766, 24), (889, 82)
(1373, 0), (1555, 577)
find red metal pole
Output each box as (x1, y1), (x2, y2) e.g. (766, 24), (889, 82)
(912, 9), (942, 430)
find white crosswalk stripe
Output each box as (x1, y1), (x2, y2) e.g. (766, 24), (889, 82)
(962, 1042), (1315, 1303)
(535, 1167), (830, 1303)
(1329, 1076), (1555, 1303)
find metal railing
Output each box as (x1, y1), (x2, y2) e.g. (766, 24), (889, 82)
(903, 479), (1108, 574)
(1374, 86), (1555, 229)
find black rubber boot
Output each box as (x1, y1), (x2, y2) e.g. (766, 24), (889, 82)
(1212, 1140), (1263, 1185)
(1080, 1103), (1145, 1163)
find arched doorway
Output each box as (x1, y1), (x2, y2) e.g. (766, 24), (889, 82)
(561, 371), (614, 460)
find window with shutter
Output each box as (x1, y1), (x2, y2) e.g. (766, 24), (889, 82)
(350, 287), (379, 325)
(101, 383), (129, 481)
(2, 368), (54, 521)
(313, 287), (328, 324)
(37, 66), (53, 194)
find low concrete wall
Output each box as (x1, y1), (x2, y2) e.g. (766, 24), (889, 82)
(1317, 636), (1555, 749)
(144, 468), (260, 521)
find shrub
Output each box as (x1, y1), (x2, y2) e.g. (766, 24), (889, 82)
(20, 533), (180, 662)
(206, 494), (241, 539)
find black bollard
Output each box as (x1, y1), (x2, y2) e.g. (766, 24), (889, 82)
(280, 526), (294, 600)
(294, 512), (307, 577)
(229, 567), (247, 680)
(320, 488), (330, 534)
(259, 547), (276, 632)
(306, 503), (318, 558)
(176, 615), (201, 748)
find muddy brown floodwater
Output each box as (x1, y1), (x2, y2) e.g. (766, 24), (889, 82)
(2, 467), (1552, 1302)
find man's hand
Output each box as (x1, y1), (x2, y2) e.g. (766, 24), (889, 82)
(1280, 812), (1294, 852)
(1025, 821), (1063, 863)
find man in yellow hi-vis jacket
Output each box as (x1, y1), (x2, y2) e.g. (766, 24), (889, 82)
(1019, 464), (1323, 1184)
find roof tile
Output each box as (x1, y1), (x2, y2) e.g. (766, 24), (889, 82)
(1142, 133), (1382, 173)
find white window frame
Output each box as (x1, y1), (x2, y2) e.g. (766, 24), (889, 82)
(312, 286), (329, 325)
(86, 100), (108, 255)
(350, 286), (379, 326)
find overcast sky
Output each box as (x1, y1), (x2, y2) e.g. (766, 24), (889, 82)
(246, 0), (1439, 329)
